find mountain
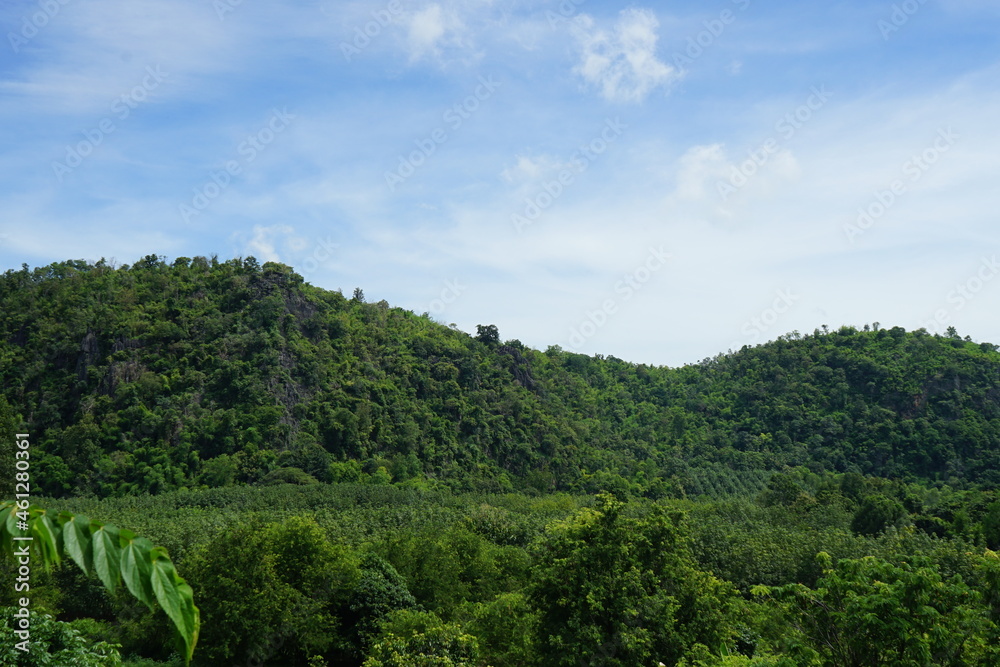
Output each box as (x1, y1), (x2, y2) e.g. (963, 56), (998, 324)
(2, 255), (999, 498)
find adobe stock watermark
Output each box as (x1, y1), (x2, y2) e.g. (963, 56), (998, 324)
(51, 65), (169, 182)
(297, 237), (339, 276)
(878, 0), (929, 41)
(11, 433), (32, 654)
(671, 0), (751, 69)
(729, 288), (799, 350)
(511, 117), (627, 234)
(8, 0), (72, 54)
(920, 256), (999, 335)
(426, 279), (466, 316)
(178, 108), (295, 223)
(545, 0), (587, 29)
(213, 0), (246, 21)
(384, 75), (501, 192)
(567, 246), (671, 350)
(843, 127), (958, 243)
(716, 85), (831, 201)
(340, 0), (403, 60)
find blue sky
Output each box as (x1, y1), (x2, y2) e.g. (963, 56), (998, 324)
(1, 0), (998, 366)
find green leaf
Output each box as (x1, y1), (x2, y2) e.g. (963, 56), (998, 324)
(151, 546), (200, 664)
(0, 502), (15, 559)
(59, 512), (93, 575)
(29, 508), (61, 569)
(91, 521), (121, 594)
(2, 504), (199, 664)
(120, 534), (156, 608)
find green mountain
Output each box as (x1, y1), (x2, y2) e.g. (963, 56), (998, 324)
(2, 255), (999, 498)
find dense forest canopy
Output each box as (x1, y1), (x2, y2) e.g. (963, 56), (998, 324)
(3, 256), (1000, 665)
(1, 255), (998, 498)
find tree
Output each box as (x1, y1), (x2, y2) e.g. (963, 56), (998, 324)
(527, 494), (735, 666)
(850, 495), (905, 536)
(0, 397), (21, 499)
(982, 501), (1000, 550)
(348, 553), (418, 654)
(463, 592), (539, 666)
(184, 516), (359, 665)
(756, 553), (996, 665)
(362, 609), (480, 667)
(475, 324), (499, 345)
(759, 472), (805, 507)
(197, 454), (237, 487)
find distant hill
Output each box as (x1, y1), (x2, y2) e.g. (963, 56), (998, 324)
(2, 255), (999, 498)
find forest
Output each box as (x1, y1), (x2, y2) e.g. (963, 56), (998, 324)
(2, 256), (1000, 665)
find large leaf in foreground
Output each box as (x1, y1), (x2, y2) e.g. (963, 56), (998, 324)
(0, 500), (199, 665)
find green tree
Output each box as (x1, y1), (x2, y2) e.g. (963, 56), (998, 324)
(185, 516), (359, 666)
(0, 398), (21, 499)
(759, 473), (805, 507)
(362, 609), (480, 667)
(850, 495), (905, 536)
(348, 552), (418, 653)
(475, 324), (499, 346)
(982, 501), (1000, 549)
(196, 454), (237, 487)
(757, 553), (996, 666)
(382, 524), (522, 617)
(527, 494), (736, 666)
(462, 592), (539, 666)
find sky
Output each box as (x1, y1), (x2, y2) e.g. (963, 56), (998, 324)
(1, 0), (998, 367)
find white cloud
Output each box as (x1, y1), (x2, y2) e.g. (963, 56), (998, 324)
(409, 5), (447, 58)
(571, 8), (679, 103)
(237, 224), (299, 263)
(404, 3), (469, 63)
(500, 154), (567, 185)
(674, 144), (729, 200)
(667, 141), (803, 219)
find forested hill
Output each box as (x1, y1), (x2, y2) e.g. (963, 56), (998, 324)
(2, 255), (999, 498)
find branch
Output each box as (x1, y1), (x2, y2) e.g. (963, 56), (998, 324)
(1, 501), (199, 665)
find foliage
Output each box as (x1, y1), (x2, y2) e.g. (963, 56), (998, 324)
(5, 257), (1000, 664)
(3, 258), (1000, 500)
(0, 502), (198, 665)
(527, 494), (736, 666)
(7, 483), (1000, 665)
(362, 610), (481, 667)
(183, 516), (358, 666)
(459, 592), (537, 667)
(347, 552), (418, 654)
(756, 552), (998, 665)
(0, 606), (122, 666)
(474, 324), (500, 346)
(678, 642), (791, 666)
(381, 523), (528, 618)
(850, 494), (905, 536)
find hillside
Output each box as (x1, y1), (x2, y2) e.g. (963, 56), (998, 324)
(2, 255), (999, 498)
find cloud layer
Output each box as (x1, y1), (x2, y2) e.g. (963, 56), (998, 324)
(1, 0), (998, 366)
